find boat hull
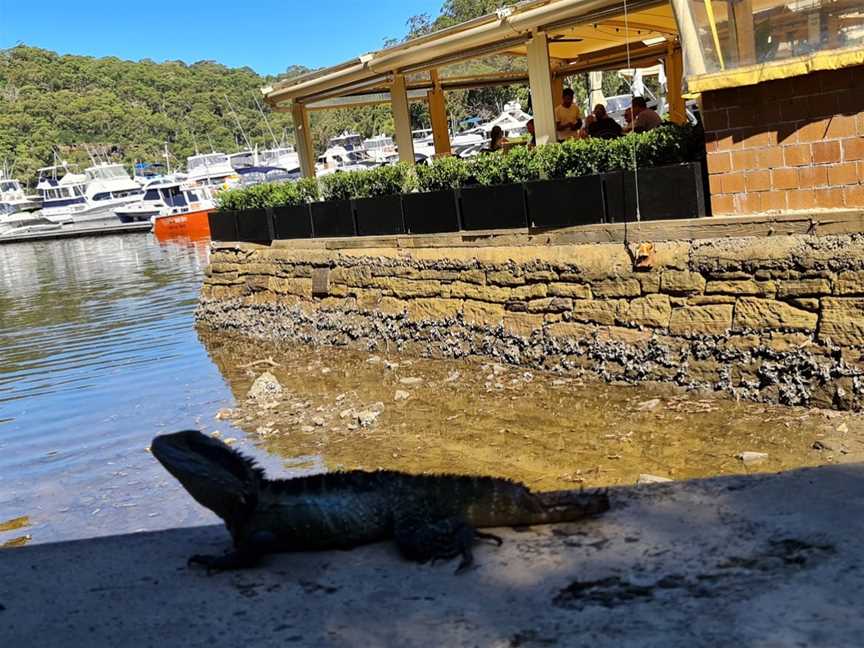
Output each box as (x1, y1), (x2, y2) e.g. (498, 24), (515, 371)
(152, 208), (211, 241)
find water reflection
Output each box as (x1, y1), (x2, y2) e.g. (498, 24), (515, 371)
(199, 331), (861, 492)
(0, 234), (260, 545)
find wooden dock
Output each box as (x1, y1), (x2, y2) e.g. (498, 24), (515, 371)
(0, 221), (151, 245)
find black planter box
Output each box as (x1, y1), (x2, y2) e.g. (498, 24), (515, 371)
(459, 183), (527, 231)
(208, 210), (238, 242)
(272, 204), (313, 239)
(402, 190), (460, 235)
(311, 199), (356, 238)
(603, 162), (707, 223)
(353, 195), (405, 236)
(234, 208), (274, 244)
(525, 176), (606, 228)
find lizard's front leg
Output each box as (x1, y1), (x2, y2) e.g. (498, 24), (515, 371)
(188, 530), (275, 573)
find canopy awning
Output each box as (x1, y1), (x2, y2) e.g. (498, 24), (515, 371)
(263, 0), (676, 108)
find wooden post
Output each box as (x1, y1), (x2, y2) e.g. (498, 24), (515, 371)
(391, 74), (415, 164)
(666, 44), (687, 124)
(428, 70), (451, 157)
(291, 102), (316, 178)
(526, 31), (556, 146)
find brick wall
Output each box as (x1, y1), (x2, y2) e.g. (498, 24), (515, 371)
(702, 65), (864, 216)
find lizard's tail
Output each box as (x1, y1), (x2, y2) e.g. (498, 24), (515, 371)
(532, 487), (610, 524)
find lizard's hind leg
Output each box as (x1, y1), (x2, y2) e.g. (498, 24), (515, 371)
(394, 517), (500, 574)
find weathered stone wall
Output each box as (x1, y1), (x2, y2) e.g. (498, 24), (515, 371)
(197, 234), (864, 410)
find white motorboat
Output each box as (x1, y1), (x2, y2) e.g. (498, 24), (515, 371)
(363, 135), (398, 164)
(0, 173), (41, 216)
(0, 210), (62, 238)
(37, 162), (143, 225)
(186, 152), (240, 190)
(114, 178), (216, 224)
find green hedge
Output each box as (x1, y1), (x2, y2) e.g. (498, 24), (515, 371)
(218, 123), (701, 211)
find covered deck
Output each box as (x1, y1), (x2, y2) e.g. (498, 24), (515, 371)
(263, 0), (688, 178)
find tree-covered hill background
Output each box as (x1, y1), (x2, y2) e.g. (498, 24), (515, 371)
(0, 0), (626, 184)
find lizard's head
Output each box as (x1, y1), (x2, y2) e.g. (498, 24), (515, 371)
(151, 430), (262, 523)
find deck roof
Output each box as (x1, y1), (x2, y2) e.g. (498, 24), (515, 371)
(264, 0), (677, 109)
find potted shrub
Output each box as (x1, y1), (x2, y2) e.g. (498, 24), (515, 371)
(351, 163), (411, 236)
(459, 151), (528, 231)
(602, 124), (706, 222)
(315, 172), (357, 237)
(404, 156), (466, 234)
(271, 178), (316, 239)
(525, 138), (606, 229)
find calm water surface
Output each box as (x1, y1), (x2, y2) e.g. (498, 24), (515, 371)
(0, 234), (267, 546)
(1, 233), (857, 550)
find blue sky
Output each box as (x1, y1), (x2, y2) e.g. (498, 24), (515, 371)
(0, 0), (444, 75)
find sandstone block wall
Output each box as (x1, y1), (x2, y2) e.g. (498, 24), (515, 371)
(702, 65), (864, 216)
(198, 234), (864, 410)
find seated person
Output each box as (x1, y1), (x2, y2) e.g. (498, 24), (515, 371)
(579, 114), (596, 139)
(630, 96), (662, 133)
(526, 119), (536, 148)
(587, 104), (623, 139)
(486, 125), (507, 152)
(554, 88), (582, 141)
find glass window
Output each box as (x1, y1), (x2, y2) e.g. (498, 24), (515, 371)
(93, 192), (111, 201)
(679, 0), (864, 76)
(143, 189), (162, 201)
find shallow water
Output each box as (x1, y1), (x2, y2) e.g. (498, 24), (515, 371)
(1, 233), (861, 549)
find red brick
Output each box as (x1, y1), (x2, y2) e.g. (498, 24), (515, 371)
(728, 107), (755, 128)
(821, 68), (852, 92)
(707, 152), (732, 174)
(731, 150), (757, 170)
(741, 130), (776, 149)
(754, 102), (781, 125)
(772, 168), (799, 190)
(711, 194), (734, 214)
(788, 190), (817, 210)
(722, 172), (746, 193)
(797, 119), (829, 143)
(784, 144), (812, 167)
(761, 191), (787, 212)
(815, 187), (845, 209)
(707, 130), (735, 152)
(845, 185), (864, 207)
(798, 166), (829, 188)
(792, 74), (821, 97)
(756, 147), (784, 169)
(857, 111), (864, 135)
(842, 137), (864, 161)
(702, 109), (728, 131)
(859, 160), (864, 182)
(807, 92), (840, 119)
(780, 97), (809, 122)
(745, 170), (771, 192)
(708, 174), (724, 195)
(813, 141), (842, 164)
(826, 115), (858, 139)
(702, 89), (738, 111)
(842, 89), (864, 114)
(828, 163), (859, 186)
(738, 192), (762, 215)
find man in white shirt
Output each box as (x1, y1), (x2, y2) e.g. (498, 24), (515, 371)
(554, 88), (582, 141)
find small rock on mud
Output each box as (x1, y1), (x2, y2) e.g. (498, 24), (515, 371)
(399, 377), (423, 385)
(215, 408), (234, 420)
(247, 372), (283, 402)
(737, 451), (768, 465)
(637, 474), (672, 485)
(394, 390), (410, 401)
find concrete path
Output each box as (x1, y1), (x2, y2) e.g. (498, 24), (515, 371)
(2, 464), (862, 647)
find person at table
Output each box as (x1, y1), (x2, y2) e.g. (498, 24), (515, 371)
(526, 119), (536, 148)
(587, 104), (623, 139)
(630, 96), (662, 133)
(487, 126), (507, 152)
(554, 88), (582, 141)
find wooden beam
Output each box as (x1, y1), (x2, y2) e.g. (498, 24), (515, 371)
(391, 74), (415, 165)
(291, 102), (316, 179)
(428, 70), (451, 157)
(666, 43), (687, 124)
(526, 32), (556, 147)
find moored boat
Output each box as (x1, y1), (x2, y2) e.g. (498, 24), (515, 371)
(115, 178), (215, 241)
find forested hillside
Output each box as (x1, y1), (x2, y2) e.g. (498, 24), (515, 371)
(0, 0), (625, 183)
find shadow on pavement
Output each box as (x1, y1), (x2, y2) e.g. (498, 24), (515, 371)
(2, 463), (863, 647)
